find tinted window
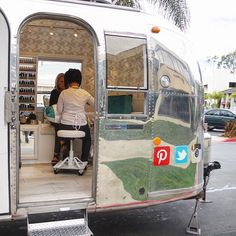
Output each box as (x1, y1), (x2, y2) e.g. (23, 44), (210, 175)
(206, 110), (220, 116)
(221, 110), (234, 117)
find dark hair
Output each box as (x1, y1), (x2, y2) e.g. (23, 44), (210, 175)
(64, 69), (82, 88)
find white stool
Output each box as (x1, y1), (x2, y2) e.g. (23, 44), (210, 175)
(53, 130), (88, 175)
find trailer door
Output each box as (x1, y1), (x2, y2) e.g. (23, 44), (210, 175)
(0, 10), (10, 215)
(96, 33), (150, 205)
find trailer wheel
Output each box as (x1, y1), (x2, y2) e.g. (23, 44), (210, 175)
(54, 169), (59, 174)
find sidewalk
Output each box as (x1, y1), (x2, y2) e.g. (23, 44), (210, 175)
(211, 135), (236, 143)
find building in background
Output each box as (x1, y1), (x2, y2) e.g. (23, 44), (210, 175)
(200, 61), (235, 93)
(200, 60), (236, 109)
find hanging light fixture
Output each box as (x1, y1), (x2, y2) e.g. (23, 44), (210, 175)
(49, 26), (54, 36)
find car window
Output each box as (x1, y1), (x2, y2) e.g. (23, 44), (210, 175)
(221, 110), (234, 117)
(206, 110), (220, 116)
(206, 110), (214, 115)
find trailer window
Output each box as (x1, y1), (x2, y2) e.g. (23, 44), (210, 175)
(105, 34), (148, 117)
(107, 91), (145, 114)
(105, 35), (147, 89)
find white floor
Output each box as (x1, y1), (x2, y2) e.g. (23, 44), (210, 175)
(19, 163), (92, 203)
(20, 132), (36, 159)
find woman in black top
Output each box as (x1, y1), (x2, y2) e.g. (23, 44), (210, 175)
(49, 73), (65, 165)
(49, 73), (65, 106)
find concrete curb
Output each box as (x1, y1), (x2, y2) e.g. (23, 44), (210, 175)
(223, 137), (236, 142)
(211, 136), (236, 143)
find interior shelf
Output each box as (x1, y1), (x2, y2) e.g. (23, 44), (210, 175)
(19, 56), (37, 114)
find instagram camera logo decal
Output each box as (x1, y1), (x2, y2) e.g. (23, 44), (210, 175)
(174, 145), (189, 165)
(190, 144), (202, 163)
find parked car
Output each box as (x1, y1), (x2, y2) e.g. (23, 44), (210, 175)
(204, 108), (236, 130)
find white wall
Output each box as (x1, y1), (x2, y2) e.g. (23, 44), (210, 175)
(200, 62), (235, 93)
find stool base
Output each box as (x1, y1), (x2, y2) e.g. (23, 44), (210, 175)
(53, 156), (88, 175)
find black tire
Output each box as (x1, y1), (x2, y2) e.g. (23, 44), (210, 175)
(207, 126), (214, 131)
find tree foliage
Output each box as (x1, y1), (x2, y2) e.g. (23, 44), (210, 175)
(150, 0), (190, 31)
(205, 91), (224, 108)
(230, 92), (236, 99)
(208, 50), (236, 74)
(209, 91), (224, 101)
(113, 0), (140, 8)
(112, 0), (190, 31)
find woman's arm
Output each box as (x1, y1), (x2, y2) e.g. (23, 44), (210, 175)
(57, 93), (64, 115)
(49, 89), (58, 106)
(87, 94), (94, 108)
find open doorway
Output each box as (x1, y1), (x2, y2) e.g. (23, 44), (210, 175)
(18, 17), (96, 204)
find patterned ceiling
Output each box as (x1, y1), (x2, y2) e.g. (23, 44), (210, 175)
(20, 19), (94, 93)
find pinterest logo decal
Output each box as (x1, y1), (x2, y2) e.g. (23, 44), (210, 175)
(153, 146), (170, 166)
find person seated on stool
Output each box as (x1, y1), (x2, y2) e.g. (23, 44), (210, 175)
(57, 68), (94, 163)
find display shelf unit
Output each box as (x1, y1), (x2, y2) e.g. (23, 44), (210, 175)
(19, 56), (37, 114)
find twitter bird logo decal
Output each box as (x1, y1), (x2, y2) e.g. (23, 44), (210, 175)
(174, 145), (189, 165)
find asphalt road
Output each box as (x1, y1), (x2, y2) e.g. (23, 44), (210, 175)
(89, 133), (236, 236)
(1, 130), (235, 236)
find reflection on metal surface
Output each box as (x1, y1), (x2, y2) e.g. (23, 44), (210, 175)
(160, 75), (170, 88)
(105, 124), (144, 130)
(106, 34), (147, 89)
(158, 90), (191, 124)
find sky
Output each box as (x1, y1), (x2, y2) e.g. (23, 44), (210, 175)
(185, 0), (236, 92)
(141, 0), (236, 91)
(142, 0), (236, 61)
(186, 0), (236, 60)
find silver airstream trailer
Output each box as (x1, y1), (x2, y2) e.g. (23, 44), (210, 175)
(0, 0), (216, 235)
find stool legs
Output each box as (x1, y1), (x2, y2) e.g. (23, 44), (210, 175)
(68, 139), (74, 167)
(53, 138), (88, 175)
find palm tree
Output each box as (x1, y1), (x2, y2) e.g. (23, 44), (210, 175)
(112, 0), (190, 31)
